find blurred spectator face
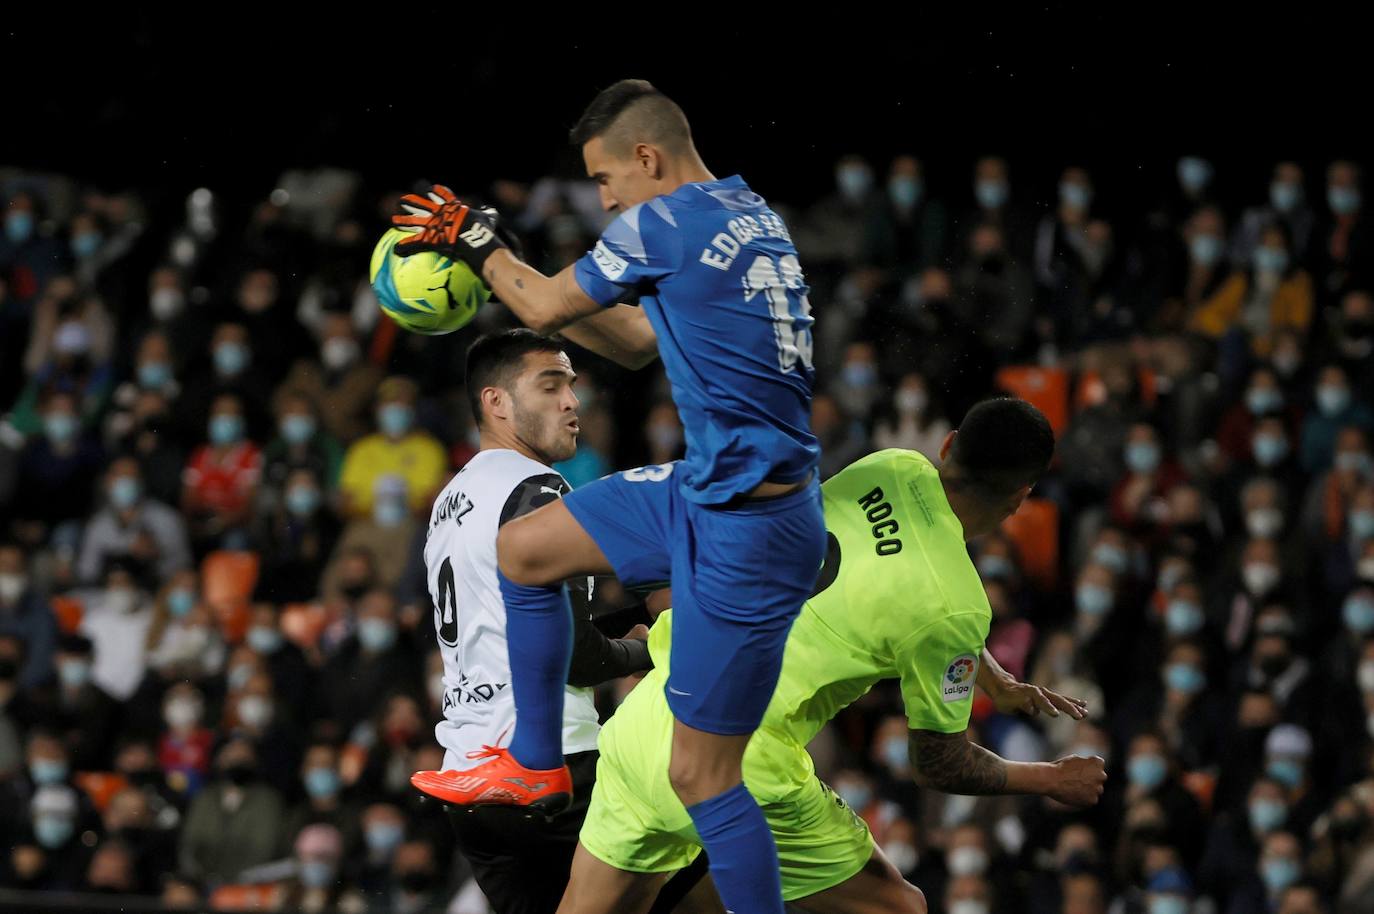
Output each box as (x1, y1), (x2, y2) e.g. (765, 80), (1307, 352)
(1161, 642), (1206, 698)
(148, 266), (186, 322)
(1063, 874), (1105, 914)
(302, 745), (342, 801)
(841, 342), (878, 390)
(1340, 290), (1374, 347)
(831, 769), (874, 812)
(214, 739), (258, 787)
(974, 157), (1009, 211)
(5, 192), (36, 244)
(0, 544), (28, 608)
(1249, 779), (1290, 836)
(382, 694), (425, 749)
(136, 332), (174, 390)
(1067, 721), (1111, 766)
(320, 313), (361, 371)
(882, 817), (919, 875)
(278, 393), (318, 447)
(237, 269), (279, 314)
(1178, 156), (1214, 196)
(1242, 538), (1282, 597)
(69, 212), (104, 260)
(1242, 478), (1284, 540)
(888, 156), (922, 211)
(834, 154), (873, 204)
(1333, 427), (1372, 478)
(1260, 832), (1303, 897)
(946, 874), (992, 914)
(946, 824), (991, 877)
(163, 569), (198, 620)
(211, 323), (251, 379)
(30, 785), (78, 849)
(1059, 167), (1093, 213)
(362, 803), (406, 861)
(1270, 162), (1304, 214)
(1316, 366), (1352, 417)
(1126, 733), (1170, 793)
(1327, 160), (1362, 216)
(236, 673), (275, 730)
(295, 823), (343, 889)
(1075, 563), (1116, 622)
(969, 223), (1006, 262)
(1155, 555), (1194, 596)
(872, 716), (910, 775)
(1264, 725), (1312, 789)
(1252, 417), (1291, 469)
(392, 840), (439, 902)
(975, 534), (1017, 582)
(1254, 226), (1290, 275)
(106, 457), (144, 514)
(336, 548), (377, 602)
(1254, 603), (1297, 640)
(1353, 486), (1374, 542)
(1089, 528), (1132, 576)
(114, 741), (160, 784)
(1185, 207), (1224, 268)
(1054, 823), (1100, 872)
(55, 638), (94, 691)
(1344, 586), (1374, 638)
(27, 733), (69, 787)
(86, 841), (137, 892)
(377, 378), (417, 439)
(42, 392), (80, 448)
(645, 402), (684, 462)
(1246, 368), (1285, 416)
(893, 373), (930, 419)
(285, 468), (323, 520)
(1271, 330), (1305, 380)
(208, 394), (246, 447)
(358, 591), (399, 655)
(1277, 885), (1323, 914)
(162, 683), (204, 734)
(103, 787), (152, 834)
(1164, 580), (1205, 638)
(161, 877), (200, 909)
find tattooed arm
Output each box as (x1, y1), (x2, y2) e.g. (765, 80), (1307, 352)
(908, 729), (1105, 806)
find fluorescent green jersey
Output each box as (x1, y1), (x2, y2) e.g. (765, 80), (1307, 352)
(583, 450), (993, 896)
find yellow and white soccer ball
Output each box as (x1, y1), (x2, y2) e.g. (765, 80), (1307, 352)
(369, 228), (489, 335)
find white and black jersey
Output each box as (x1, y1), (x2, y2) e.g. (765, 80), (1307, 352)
(423, 449), (603, 768)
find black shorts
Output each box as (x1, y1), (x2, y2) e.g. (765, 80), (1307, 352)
(446, 750), (706, 914)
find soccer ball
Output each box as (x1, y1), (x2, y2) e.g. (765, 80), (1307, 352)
(370, 228), (489, 335)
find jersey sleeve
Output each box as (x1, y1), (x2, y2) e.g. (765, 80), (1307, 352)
(573, 201), (682, 307)
(895, 612), (988, 734)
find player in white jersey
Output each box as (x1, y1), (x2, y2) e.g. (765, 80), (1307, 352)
(421, 329), (708, 914)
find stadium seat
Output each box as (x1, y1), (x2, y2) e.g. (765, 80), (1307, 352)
(209, 883), (283, 911)
(74, 771), (128, 813)
(202, 551), (260, 643)
(280, 602), (329, 649)
(50, 594), (84, 635)
(995, 366), (1070, 436)
(1073, 366), (1158, 413)
(1001, 498), (1059, 591)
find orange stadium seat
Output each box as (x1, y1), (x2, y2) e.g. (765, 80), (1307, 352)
(50, 594), (84, 635)
(1001, 498), (1060, 591)
(201, 551), (260, 643)
(74, 771), (128, 813)
(280, 602), (329, 649)
(209, 883), (282, 911)
(994, 366), (1070, 436)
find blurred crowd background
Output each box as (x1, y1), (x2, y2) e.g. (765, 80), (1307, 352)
(2, 148), (1373, 914)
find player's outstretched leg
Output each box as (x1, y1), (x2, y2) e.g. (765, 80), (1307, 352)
(410, 500), (613, 813)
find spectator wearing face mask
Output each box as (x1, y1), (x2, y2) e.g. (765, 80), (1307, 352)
(279, 312), (385, 445)
(181, 392), (262, 554)
(1214, 365), (1304, 472)
(317, 590), (422, 734)
(1117, 642), (1226, 774)
(1201, 776), (1292, 904)
(14, 288), (115, 426)
(12, 785), (93, 891)
(1111, 422), (1189, 536)
(77, 457), (191, 586)
(224, 671), (302, 798)
(11, 389), (106, 540)
(262, 391), (343, 499)
(957, 156), (1036, 263)
(178, 739), (284, 884)
(1033, 167), (1121, 346)
(255, 466), (341, 604)
(1316, 160), (1372, 299)
(1317, 289), (1374, 395)
(1232, 162), (1317, 271)
(283, 743), (360, 851)
(1161, 205), (1231, 331)
(322, 474), (416, 596)
(953, 221), (1038, 357)
(22, 635), (120, 772)
(1300, 366), (1374, 475)
(0, 541), (56, 689)
(795, 154), (882, 269)
(338, 377), (446, 521)
(76, 557), (154, 702)
(873, 372), (951, 461)
(157, 682), (214, 799)
(176, 321), (273, 442)
(862, 154), (948, 282)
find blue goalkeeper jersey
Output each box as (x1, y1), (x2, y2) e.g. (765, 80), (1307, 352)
(573, 175), (818, 505)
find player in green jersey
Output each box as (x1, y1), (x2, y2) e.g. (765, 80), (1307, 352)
(558, 398), (1107, 914)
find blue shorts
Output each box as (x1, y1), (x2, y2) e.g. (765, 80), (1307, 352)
(563, 463), (825, 735)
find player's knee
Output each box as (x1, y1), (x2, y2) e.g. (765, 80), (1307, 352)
(667, 755), (740, 806)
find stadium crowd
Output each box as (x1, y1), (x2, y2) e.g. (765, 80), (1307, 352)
(1, 152), (1373, 914)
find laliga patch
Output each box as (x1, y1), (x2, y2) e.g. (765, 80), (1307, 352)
(941, 654), (977, 703)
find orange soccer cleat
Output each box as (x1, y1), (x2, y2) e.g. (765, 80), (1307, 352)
(410, 745), (572, 816)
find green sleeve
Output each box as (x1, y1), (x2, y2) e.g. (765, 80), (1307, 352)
(894, 612), (987, 733)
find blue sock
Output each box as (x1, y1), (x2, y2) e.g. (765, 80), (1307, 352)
(497, 571), (571, 771)
(686, 783), (784, 914)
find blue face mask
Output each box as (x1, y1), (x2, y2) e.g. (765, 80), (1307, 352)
(168, 588), (195, 618)
(57, 660), (90, 689)
(1092, 543), (1129, 574)
(1253, 246), (1289, 274)
(836, 782), (871, 811)
(977, 555), (1014, 581)
(1266, 758), (1304, 789)
(1165, 600), (1205, 636)
(1253, 435), (1289, 467)
(1076, 584), (1113, 616)
(5, 210), (35, 244)
(843, 362), (878, 389)
(1261, 857), (1300, 894)
(1344, 595), (1374, 634)
(975, 179), (1009, 210)
(33, 816), (74, 849)
(44, 413), (79, 445)
(1270, 181), (1301, 213)
(1125, 441), (1161, 474)
(280, 414), (316, 446)
(213, 342), (249, 377)
(1350, 509), (1374, 541)
(1190, 234), (1222, 266)
(247, 625), (283, 654)
(836, 165), (872, 202)
(30, 759), (69, 786)
(1250, 798), (1288, 834)
(889, 176), (922, 210)
(1335, 452), (1374, 477)
(287, 486), (321, 518)
(374, 498), (407, 528)
(299, 860), (335, 889)
(881, 737), (908, 771)
(1178, 157), (1213, 194)
(303, 767), (340, 799)
(1246, 387), (1283, 415)
(1127, 753), (1168, 791)
(71, 232), (102, 259)
(1329, 186), (1361, 216)
(1148, 896), (1189, 914)
(365, 822), (405, 855)
(1317, 384), (1351, 417)
(1059, 182), (1092, 210)
(1164, 663), (1205, 694)
(358, 618), (397, 653)
(209, 414), (244, 446)
(110, 476), (141, 510)
(138, 361), (172, 389)
(378, 403), (413, 438)
(1158, 564), (1186, 595)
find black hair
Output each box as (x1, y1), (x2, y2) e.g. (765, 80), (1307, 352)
(464, 329), (564, 427)
(569, 79), (692, 156)
(946, 398), (1055, 498)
